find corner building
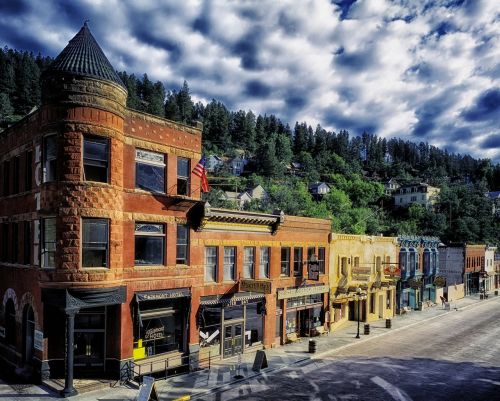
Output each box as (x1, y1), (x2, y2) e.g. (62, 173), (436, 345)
(0, 24), (203, 396)
(0, 24), (332, 395)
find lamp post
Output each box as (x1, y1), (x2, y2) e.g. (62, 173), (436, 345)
(355, 287), (362, 339)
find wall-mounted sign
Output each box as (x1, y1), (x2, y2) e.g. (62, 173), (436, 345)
(136, 288), (190, 302)
(240, 280), (272, 294)
(352, 266), (372, 275)
(277, 284), (329, 300)
(34, 330), (44, 351)
(384, 265), (401, 277)
(351, 274), (370, 282)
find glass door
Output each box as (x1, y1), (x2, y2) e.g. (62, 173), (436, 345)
(74, 332), (105, 368)
(223, 323), (243, 358)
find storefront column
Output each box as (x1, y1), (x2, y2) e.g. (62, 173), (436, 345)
(61, 309), (78, 398)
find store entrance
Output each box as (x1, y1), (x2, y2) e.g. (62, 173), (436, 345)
(223, 322), (243, 358)
(74, 307), (106, 373)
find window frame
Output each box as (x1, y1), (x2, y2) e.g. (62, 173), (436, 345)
(82, 218), (109, 268)
(25, 150), (32, 192)
(293, 247), (303, 277)
(12, 156), (19, 194)
(176, 224), (189, 265)
(204, 246), (218, 282)
(43, 135), (57, 183)
(177, 157), (190, 196)
(3, 159), (10, 196)
(134, 222), (165, 266)
(243, 247), (255, 279)
(83, 135), (109, 183)
(281, 247), (290, 276)
(318, 247), (325, 274)
(223, 246), (236, 281)
(135, 148), (166, 193)
(41, 218), (56, 268)
(259, 247), (270, 279)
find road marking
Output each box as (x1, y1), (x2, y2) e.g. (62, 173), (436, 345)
(371, 376), (413, 401)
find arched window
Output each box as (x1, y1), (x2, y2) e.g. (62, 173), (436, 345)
(423, 249), (431, 276)
(409, 248), (417, 276)
(5, 299), (16, 346)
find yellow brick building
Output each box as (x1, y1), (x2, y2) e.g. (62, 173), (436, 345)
(329, 234), (398, 332)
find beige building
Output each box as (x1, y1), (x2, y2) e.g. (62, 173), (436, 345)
(329, 234), (398, 333)
(394, 183), (440, 208)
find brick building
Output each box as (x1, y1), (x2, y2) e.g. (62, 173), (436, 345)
(464, 244), (486, 295)
(0, 23), (332, 396)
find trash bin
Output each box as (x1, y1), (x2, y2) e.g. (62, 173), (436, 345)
(385, 319), (392, 329)
(480, 294), (484, 300)
(364, 324), (370, 335)
(495, 290), (498, 296)
(308, 340), (317, 353)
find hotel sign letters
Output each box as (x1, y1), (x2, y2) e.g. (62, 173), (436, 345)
(240, 280), (272, 294)
(277, 284), (329, 300)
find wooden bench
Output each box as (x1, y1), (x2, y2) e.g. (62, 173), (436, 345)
(286, 333), (301, 343)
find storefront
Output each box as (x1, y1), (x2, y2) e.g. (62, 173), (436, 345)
(278, 284), (329, 342)
(134, 288), (191, 359)
(198, 292), (265, 359)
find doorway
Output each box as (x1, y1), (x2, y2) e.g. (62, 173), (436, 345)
(22, 305), (35, 365)
(74, 307), (106, 373)
(223, 322), (243, 358)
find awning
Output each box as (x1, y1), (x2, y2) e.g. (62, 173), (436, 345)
(136, 288), (190, 302)
(140, 307), (176, 320)
(200, 292), (265, 306)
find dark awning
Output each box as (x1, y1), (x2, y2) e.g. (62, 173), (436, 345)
(200, 292), (265, 306)
(136, 288), (191, 302)
(42, 286), (126, 313)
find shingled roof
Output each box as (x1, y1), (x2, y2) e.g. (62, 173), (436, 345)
(46, 22), (125, 89)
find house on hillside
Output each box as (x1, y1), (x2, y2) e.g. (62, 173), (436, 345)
(221, 185), (268, 209)
(383, 178), (400, 196)
(309, 182), (330, 198)
(205, 155), (223, 172)
(486, 191), (500, 217)
(393, 183), (440, 208)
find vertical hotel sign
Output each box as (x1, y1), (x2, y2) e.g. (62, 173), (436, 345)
(33, 143), (42, 266)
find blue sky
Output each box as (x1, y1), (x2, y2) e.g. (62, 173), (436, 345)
(1, 0), (499, 163)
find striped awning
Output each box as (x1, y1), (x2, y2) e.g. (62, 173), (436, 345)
(200, 292), (265, 306)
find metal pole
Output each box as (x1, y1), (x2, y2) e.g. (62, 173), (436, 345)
(61, 310), (78, 398)
(355, 297), (360, 339)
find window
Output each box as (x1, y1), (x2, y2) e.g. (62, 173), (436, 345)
(43, 135), (57, 182)
(281, 247), (290, 276)
(82, 218), (108, 267)
(176, 224), (189, 264)
(83, 136), (109, 182)
(307, 247), (315, 264)
(5, 299), (16, 346)
(41, 218), (56, 268)
(11, 223), (18, 263)
(12, 156), (19, 194)
(135, 149), (165, 193)
(205, 247), (217, 282)
(223, 247), (236, 281)
(177, 157), (190, 196)
(134, 223), (165, 265)
(293, 247), (303, 277)
(25, 150), (32, 191)
(399, 249), (408, 277)
(260, 247), (270, 278)
(243, 247), (255, 278)
(1, 223), (8, 261)
(24, 221), (31, 265)
(370, 294), (375, 314)
(318, 247), (325, 274)
(3, 160), (10, 195)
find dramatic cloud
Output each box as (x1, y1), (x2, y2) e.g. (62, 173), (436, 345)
(0, 0), (499, 163)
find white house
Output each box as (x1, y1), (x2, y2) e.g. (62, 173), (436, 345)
(394, 183), (440, 208)
(308, 182), (330, 197)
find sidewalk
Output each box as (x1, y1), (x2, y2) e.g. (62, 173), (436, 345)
(155, 294), (494, 401)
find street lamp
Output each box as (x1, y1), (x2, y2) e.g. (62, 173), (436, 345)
(355, 287), (366, 339)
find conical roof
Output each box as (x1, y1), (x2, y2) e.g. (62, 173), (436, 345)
(46, 22), (125, 89)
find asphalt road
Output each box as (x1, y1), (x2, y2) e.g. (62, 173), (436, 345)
(197, 298), (500, 401)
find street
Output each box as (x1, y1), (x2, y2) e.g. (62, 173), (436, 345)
(195, 297), (500, 401)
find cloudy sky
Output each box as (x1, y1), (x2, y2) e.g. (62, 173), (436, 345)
(1, 0), (499, 163)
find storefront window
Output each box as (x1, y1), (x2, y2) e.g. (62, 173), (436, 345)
(223, 305), (244, 321)
(275, 309), (282, 338)
(286, 311), (297, 334)
(244, 302), (263, 347)
(199, 306), (221, 349)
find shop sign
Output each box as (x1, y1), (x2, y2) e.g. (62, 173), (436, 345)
(384, 265), (401, 277)
(277, 284), (329, 300)
(351, 274), (370, 282)
(136, 288), (190, 302)
(352, 266), (372, 275)
(144, 326), (164, 340)
(34, 330), (44, 351)
(240, 279), (272, 294)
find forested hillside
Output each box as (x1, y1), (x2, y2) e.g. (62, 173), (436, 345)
(1, 47), (499, 246)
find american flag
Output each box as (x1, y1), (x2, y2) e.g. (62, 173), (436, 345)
(192, 157), (210, 193)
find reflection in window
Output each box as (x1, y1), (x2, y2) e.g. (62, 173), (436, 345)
(43, 135), (57, 182)
(260, 247), (270, 278)
(176, 225), (189, 264)
(82, 218), (108, 267)
(224, 247), (236, 281)
(318, 247), (325, 274)
(135, 149), (165, 193)
(281, 247), (290, 276)
(245, 302), (263, 347)
(135, 223), (164, 265)
(243, 247), (254, 278)
(177, 158), (190, 196)
(83, 136), (109, 182)
(205, 247), (217, 282)
(293, 248), (302, 277)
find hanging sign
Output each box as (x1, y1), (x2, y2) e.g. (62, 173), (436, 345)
(240, 280), (272, 294)
(144, 326), (164, 340)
